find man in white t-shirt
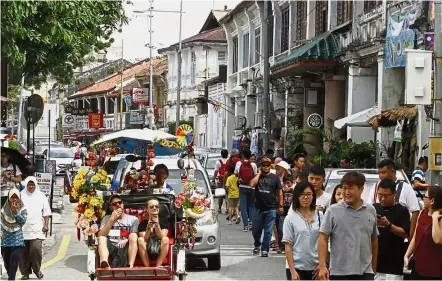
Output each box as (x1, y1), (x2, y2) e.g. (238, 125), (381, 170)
(1, 152), (23, 207)
(367, 159), (420, 240)
(212, 149), (229, 214)
(308, 166), (332, 211)
(98, 195), (139, 268)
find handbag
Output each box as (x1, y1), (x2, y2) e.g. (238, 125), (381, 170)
(147, 236), (161, 260)
(407, 223), (432, 270)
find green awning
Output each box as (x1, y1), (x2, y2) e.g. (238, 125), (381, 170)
(271, 31), (340, 72)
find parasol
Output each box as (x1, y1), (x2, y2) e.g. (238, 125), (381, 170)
(1, 147), (31, 172)
(92, 128), (184, 156)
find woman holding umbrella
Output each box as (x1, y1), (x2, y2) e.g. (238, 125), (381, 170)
(1, 149), (24, 208)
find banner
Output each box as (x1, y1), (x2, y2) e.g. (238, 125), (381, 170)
(132, 88), (149, 105)
(129, 111), (144, 124)
(88, 113), (104, 129)
(385, 12), (416, 68)
(35, 172), (52, 202)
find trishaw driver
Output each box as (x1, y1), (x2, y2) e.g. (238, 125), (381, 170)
(98, 195), (139, 268)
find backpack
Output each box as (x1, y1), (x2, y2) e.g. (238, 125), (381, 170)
(217, 159), (227, 182)
(373, 180), (404, 203)
(238, 160), (254, 185)
(223, 156), (240, 186)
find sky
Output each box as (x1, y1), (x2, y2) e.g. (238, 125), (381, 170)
(107, 0), (241, 62)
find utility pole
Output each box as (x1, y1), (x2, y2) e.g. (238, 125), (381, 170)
(17, 76), (25, 141)
(432, 0), (442, 185)
(175, 0), (183, 131)
(148, 0), (154, 129)
(119, 38), (124, 130)
(262, 0), (270, 153)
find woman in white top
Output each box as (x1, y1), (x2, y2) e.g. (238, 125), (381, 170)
(282, 182), (322, 280)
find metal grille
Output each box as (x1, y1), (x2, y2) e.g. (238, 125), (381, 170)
(281, 7), (290, 52)
(315, 0), (328, 36)
(254, 27), (261, 64)
(243, 32), (250, 68)
(364, 0), (381, 13)
(233, 36), (239, 73)
(296, 1), (307, 42)
(337, 0), (353, 26)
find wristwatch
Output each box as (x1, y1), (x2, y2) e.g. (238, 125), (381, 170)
(386, 223), (392, 230)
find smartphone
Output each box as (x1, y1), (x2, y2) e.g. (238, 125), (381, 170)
(376, 214), (383, 219)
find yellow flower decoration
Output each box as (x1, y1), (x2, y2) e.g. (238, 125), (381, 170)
(89, 196), (100, 207)
(101, 210), (106, 218)
(90, 175), (100, 184)
(84, 208), (95, 219)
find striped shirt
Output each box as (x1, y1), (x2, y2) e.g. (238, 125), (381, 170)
(411, 167), (425, 183)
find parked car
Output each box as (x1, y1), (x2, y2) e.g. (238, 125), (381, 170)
(36, 142), (65, 155)
(43, 147), (75, 175)
(112, 156), (223, 270)
(324, 168), (423, 208)
(198, 153), (224, 190)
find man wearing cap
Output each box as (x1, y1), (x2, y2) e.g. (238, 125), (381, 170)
(98, 195), (139, 268)
(250, 157), (283, 257)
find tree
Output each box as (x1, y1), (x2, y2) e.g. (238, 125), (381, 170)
(1, 1), (129, 86)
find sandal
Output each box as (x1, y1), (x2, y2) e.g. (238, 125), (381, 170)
(36, 271), (44, 279)
(100, 260), (110, 268)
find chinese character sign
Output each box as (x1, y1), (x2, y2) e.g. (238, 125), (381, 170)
(88, 113), (104, 129)
(132, 88), (149, 105)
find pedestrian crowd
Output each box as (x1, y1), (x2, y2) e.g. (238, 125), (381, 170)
(212, 149), (442, 280)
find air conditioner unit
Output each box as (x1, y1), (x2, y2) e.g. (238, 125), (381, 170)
(234, 115), (247, 130)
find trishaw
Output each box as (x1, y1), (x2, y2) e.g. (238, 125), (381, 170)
(87, 191), (187, 280)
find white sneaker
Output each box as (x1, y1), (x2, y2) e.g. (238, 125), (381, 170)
(228, 221), (232, 225)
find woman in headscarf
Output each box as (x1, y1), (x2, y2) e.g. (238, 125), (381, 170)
(1, 188), (27, 280)
(19, 177), (51, 280)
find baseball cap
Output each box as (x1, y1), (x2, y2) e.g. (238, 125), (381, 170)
(108, 194), (122, 204)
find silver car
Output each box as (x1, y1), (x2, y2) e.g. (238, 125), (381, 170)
(113, 157), (223, 270)
(324, 168), (423, 208)
(198, 153), (224, 190)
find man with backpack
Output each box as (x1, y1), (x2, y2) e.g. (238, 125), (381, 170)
(234, 149), (258, 232)
(212, 149), (229, 214)
(367, 158), (420, 240)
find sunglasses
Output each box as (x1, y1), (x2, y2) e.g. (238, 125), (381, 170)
(111, 200), (123, 207)
(261, 163), (271, 167)
(149, 204), (159, 209)
(1, 155), (8, 158)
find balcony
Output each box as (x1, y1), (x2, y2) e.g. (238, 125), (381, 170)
(356, 5), (384, 44)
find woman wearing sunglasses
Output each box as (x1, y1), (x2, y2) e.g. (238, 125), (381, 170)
(138, 198), (170, 267)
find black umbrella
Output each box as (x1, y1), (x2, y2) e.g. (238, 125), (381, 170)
(1, 146), (31, 173)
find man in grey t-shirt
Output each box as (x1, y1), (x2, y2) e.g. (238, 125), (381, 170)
(98, 195), (139, 268)
(317, 171), (379, 280)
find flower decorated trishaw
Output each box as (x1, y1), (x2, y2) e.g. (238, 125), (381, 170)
(72, 128), (214, 280)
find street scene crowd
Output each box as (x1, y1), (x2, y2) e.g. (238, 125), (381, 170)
(210, 149), (442, 280)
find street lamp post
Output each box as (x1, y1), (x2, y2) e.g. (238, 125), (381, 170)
(134, 0), (184, 130)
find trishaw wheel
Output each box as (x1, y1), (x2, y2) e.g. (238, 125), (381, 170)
(178, 273), (186, 280)
(90, 273), (96, 280)
(207, 253), (221, 270)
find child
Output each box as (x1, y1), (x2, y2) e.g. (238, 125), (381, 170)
(277, 175), (295, 254)
(225, 166), (240, 225)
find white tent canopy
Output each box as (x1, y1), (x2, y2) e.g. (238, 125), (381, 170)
(93, 128), (176, 145)
(334, 106), (380, 129)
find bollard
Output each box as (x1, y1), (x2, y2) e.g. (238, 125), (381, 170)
(35, 154), (45, 172)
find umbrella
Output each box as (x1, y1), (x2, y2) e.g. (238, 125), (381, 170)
(92, 129), (184, 156)
(1, 147), (31, 172)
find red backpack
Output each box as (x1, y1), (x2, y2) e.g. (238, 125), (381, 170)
(238, 161), (254, 185)
(217, 159), (228, 182)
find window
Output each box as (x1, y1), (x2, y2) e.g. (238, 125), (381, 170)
(107, 98), (114, 114)
(233, 36), (239, 73)
(364, 0), (381, 13)
(281, 7), (290, 52)
(296, 1), (307, 42)
(191, 51), (196, 86)
(315, 0), (328, 35)
(254, 27), (261, 64)
(243, 32), (250, 68)
(267, 4), (274, 57)
(337, 0), (353, 25)
(218, 51), (227, 65)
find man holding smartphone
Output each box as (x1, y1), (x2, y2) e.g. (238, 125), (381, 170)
(249, 157), (283, 257)
(98, 195), (139, 268)
(373, 179), (410, 280)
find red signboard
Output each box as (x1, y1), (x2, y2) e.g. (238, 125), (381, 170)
(88, 113), (104, 129)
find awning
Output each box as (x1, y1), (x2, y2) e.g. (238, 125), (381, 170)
(334, 106), (380, 129)
(271, 31), (340, 74)
(368, 105), (418, 129)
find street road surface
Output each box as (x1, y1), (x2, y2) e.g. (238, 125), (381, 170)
(17, 196), (286, 280)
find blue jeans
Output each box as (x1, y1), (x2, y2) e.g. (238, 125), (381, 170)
(277, 214), (286, 247)
(252, 209), (277, 252)
(239, 189), (255, 227)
